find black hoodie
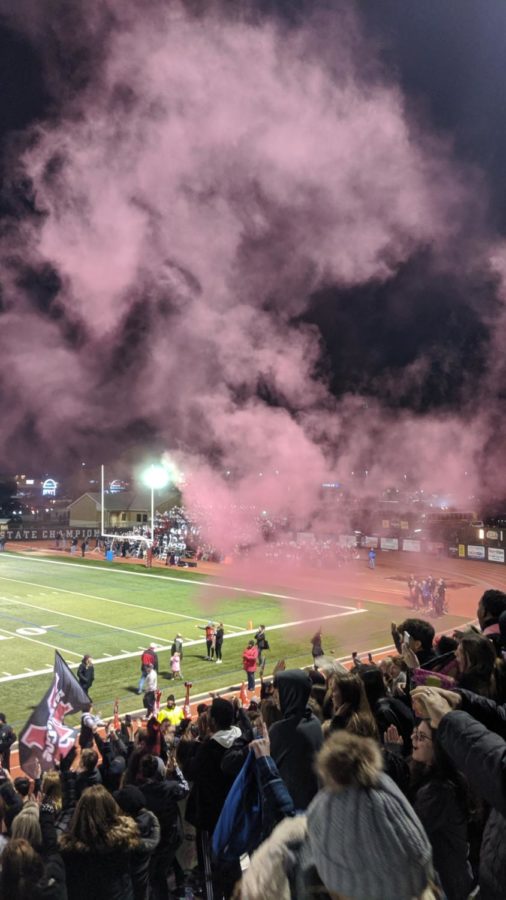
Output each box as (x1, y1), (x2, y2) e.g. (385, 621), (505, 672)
(268, 670), (323, 810)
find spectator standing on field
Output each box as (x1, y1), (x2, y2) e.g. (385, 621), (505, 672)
(0, 714), (16, 771)
(171, 633), (184, 661)
(310, 629), (324, 667)
(243, 640), (258, 691)
(197, 622), (215, 661)
(137, 643), (159, 694)
(255, 625), (269, 671)
(368, 547), (376, 569)
(77, 655), (95, 698)
(170, 652), (182, 680)
(143, 664), (158, 716)
(215, 623), (224, 664)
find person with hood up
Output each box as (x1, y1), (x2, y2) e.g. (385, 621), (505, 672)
(138, 754), (189, 900)
(269, 669), (323, 810)
(239, 731), (436, 900)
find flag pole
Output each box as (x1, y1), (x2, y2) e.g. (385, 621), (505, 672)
(101, 464), (105, 536)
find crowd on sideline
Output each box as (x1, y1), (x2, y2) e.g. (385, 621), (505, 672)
(2, 589), (506, 898)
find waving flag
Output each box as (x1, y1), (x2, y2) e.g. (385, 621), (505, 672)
(19, 651), (91, 777)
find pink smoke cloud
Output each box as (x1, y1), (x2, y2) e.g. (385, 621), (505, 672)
(0, 0), (501, 568)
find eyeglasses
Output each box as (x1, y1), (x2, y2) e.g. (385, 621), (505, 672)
(412, 728), (433, 743)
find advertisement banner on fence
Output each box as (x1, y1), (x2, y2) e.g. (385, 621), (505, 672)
(458, 544), (466, 558)
(339, 534), (357, 548)
(381, 537), (399, 551)
(363, 536), (379, 548)
(486, 530), (499, 541)
(488, 547), (505, 563)
(427, 542), (445, 556)
(467, 545), (486, 560)
(402, 539), (421, 553)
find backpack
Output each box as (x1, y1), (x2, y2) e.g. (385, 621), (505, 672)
(212, 751), (263, 861)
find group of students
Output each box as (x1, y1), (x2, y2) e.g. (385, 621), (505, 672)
(408, 574), (448, 615)
(4, 587), (506, 898)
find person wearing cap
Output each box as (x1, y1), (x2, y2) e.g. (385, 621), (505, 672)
(137, 643), (159, 694)
(157, 695), (185, 728)
(240, 731), (436, 900)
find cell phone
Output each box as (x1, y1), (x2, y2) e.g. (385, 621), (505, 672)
(252, 726), (262, 739)
(403, 631), (411, 644)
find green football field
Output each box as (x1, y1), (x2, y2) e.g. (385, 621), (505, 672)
(0, 552), (469, 729)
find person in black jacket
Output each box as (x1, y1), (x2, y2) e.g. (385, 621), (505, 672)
(268, 669), (323, 810)
(0, 835), (67, 900)
(76, 656), (94, 697)
(138, 755), (189, 900)
(114, 785), (161, 900)
(409, 719), (473, 900)
(0, 713), (16, 771)
(359, 665), (414, 754)
(413, 685), (506, 900)
(60, 785), (140, 900)
(185, 698), (242, 899)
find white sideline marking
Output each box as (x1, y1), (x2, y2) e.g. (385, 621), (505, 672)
(3, 554), (359, 611)
(0, 608), (366, 683)
(0, 574), (246, 632)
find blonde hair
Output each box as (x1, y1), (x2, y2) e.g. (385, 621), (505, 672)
(41, 770), (62, 809)
(11, 804), (42, 848)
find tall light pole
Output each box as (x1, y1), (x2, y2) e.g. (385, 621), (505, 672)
(142, 464), (170, 544)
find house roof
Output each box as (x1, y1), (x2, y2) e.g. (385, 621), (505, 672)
(67, 491), (174, 513)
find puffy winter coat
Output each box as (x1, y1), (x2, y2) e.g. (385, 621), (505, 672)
(438, 709), (506, 900)
(60, 816), (140, 900)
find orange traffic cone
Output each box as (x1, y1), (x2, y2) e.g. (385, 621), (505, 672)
(240, 682), (249, 705)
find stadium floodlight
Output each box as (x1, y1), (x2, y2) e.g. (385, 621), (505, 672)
(142, 464), (171, 543)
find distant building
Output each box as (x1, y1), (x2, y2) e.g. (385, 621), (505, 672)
(67, 491), (177, 529)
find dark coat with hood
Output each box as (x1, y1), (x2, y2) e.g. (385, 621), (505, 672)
(60, 815), (140, 900)
(269, 670), (323, 810)
(438, 709), (506, 900)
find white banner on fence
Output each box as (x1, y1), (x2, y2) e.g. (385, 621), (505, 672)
(467, 545), (485, 560)
(339, 534), (357, 548)
(486, 530), (499, 541)
(364, 536), (379, 548)
(381, 537), (399, 551)
(402, 539), (421, 553)
(488, 547), (505, 563)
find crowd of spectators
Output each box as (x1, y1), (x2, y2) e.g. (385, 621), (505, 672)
(2, 588), (506, 898)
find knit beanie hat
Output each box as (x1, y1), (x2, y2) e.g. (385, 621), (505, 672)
(307, 732), (434, 900)
(114, 785), (145, 815)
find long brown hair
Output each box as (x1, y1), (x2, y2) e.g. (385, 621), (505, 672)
(0, 838), (44, 900)
(60, 784), (139, 852)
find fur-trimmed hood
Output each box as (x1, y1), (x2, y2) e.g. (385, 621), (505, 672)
(60, 815), (140, 854)
(240, 815), (308, 900)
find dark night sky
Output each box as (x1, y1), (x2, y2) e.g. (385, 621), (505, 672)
(0, 0), (505, 487)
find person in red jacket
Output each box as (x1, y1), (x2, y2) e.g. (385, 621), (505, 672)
(242, 640), (258, 691)
(137, 643), (159, 694)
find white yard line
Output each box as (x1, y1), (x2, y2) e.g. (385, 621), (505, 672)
(3, 555), (359, 611)
(0, 625), (83, 660)
(0, 594), (171, 644)
(0, 574), (246, 632)
(0, 608), (366, 683)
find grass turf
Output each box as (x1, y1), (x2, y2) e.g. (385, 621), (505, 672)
(0, 552), (469, 728)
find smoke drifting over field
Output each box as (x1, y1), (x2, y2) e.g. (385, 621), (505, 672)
(1, 0), (506, 547)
